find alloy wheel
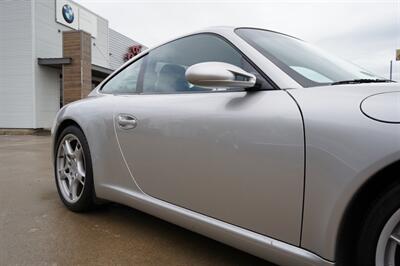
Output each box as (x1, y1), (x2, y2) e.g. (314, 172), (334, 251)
(376, 208), (400, 266)
(56, 134), (86, 203)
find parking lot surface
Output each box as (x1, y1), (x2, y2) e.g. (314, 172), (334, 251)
(0, 135), (275, 265)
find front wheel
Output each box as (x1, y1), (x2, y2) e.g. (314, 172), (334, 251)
(355, 184), (400, 266)
(54, 125), (95, 212)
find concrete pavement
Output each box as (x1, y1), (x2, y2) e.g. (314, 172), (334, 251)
(0, 135), (274, 266)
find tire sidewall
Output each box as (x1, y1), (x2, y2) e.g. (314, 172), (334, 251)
(355, 185), (400, 266)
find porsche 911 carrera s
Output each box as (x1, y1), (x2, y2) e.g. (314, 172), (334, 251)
(52, 27), (400, 266)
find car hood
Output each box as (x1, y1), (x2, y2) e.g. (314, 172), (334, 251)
(310, 82), (400, 95)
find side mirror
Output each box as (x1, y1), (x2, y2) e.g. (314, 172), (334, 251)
(185, 62), (257, 89)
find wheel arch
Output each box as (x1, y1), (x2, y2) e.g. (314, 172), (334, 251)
(53, 119), (85, 154)
(335, 159), (400, 265)
(53, 117), (104, 204)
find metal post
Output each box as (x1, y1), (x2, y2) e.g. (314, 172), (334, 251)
(390, 60), (393, 81)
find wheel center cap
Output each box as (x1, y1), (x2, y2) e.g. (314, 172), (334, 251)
(71, 160), (78, 173)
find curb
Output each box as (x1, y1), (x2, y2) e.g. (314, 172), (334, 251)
(0, 128), (51, 136)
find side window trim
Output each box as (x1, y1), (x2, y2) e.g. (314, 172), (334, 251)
(99, 32), (280, 96)
(136, 55), (148, 94)
(99, 52), (149, 95)
(140, 33), (278, 95)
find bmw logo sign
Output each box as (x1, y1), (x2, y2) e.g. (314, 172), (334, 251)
(62, 4), (74, 24)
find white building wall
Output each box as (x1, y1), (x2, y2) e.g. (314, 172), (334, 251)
(0, 1), (35, 128)
(0, 0), (143, 129)
(34, 0), (64, 128)
(32, 0), (111, 128)
(33, 0), (111, 128)
(109, 29), (143, 70)
(91, 17), (110, 68)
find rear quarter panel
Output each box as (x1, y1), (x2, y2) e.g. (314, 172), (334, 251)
(53, 95), (141, 199)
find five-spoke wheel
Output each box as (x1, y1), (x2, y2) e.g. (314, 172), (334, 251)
(355, 183), (400, 266)
(54, 125), (95, 212)
(376, 208), (400, 266)
(57, 134), (86, 203)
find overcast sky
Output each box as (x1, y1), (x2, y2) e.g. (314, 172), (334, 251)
(76, 0), (400, 81)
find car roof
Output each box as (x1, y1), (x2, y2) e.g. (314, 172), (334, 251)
(157, 26), (301, 48)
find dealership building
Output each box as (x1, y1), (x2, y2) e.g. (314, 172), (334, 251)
(0, 0), (145, 129)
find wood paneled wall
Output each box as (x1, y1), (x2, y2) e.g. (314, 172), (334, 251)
(62, 31), (92, 105)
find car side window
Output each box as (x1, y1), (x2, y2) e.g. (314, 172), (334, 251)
(101, 56), (145, 94)
(142, 34), (270, 94)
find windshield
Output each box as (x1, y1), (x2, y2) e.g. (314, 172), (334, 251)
(235, 28), (381, 88)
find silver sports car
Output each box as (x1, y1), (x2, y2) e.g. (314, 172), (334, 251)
(52, 27), (400, 266)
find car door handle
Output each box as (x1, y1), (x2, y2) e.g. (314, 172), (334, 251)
(116, 114), (137, 130)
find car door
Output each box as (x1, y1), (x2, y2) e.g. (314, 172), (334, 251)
(112, 34), (305, 245)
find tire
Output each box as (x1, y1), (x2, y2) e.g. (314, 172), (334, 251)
(355, 184), (400, 266)
(54, 125), (95, 212)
